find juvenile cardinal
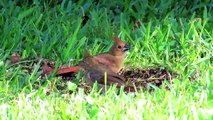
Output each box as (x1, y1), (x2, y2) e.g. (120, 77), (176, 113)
(46, 37), (133, 91)
(56, 36), (130, 75)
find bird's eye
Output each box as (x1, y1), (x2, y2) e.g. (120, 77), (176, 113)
(117, 45), (122, 49)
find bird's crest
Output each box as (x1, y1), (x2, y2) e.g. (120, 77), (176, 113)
(112, 36), (126, 45)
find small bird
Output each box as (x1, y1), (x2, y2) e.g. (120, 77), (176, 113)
(55, 36), (130, 75)
(44, 36), (133, 91)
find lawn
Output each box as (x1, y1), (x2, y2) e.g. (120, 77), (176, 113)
(0, 0), (213, 119)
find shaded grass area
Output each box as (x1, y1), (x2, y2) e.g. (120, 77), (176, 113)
(0, 0), (213, 119)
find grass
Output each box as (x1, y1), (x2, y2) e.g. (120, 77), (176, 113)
(0, 0), (213, 119)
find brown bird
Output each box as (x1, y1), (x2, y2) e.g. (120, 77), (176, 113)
(78, 37), (133, 91)
(55, 36), (130, 75)
(44, 37), (134, 91)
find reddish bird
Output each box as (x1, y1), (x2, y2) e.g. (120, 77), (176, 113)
(45, 37), (134, 91)
(56, 37), (130, 75)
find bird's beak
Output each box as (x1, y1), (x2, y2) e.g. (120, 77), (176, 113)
(123, 44), (130, 52)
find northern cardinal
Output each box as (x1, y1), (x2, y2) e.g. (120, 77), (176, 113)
(45, 37), (133, 91)
(55, 36), (130, 75)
